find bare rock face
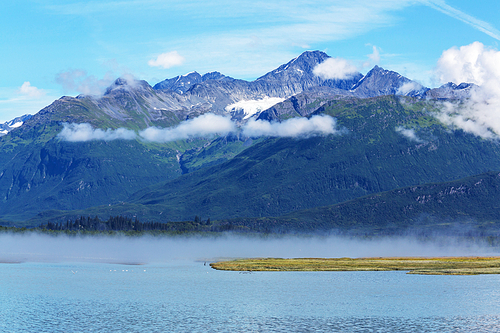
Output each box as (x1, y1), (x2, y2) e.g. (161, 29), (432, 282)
(257, 86), (353, 121)
(351, 66), (429, 98)
(152, 51), (363, 116)
(15, 50), (476, 136)
(424, 82), (475, 100)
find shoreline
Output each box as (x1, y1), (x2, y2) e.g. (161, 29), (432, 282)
(210, 256), (500, 275)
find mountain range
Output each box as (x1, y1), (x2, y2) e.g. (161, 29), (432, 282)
(0, 50), (496, 236)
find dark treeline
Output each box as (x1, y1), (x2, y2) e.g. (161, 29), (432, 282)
(39, 215), (213, 233)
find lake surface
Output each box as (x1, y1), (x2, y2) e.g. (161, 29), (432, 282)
(2, 261), (500, 332)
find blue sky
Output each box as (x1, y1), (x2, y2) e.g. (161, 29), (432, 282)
(1, 0), (499, 122)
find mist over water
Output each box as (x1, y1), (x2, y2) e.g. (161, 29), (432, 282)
(0, 233), (497, 264)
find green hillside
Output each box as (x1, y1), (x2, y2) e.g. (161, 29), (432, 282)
(0, 90), (249, 221)
(24, 95), (500, 226)
(223, 171), (500, 236)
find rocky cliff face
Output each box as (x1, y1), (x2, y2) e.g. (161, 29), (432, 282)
(424, 82), (474, 99)
(351, 66), (429, 98)
(0, 114), (32, 136)
(17, 50), (476, 135)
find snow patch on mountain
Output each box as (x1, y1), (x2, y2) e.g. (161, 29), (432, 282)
(225, 97), (285, 120)
(8, 120), (23, 128)
(0, 114), (32, 136)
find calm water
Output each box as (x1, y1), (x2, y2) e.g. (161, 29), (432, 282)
(1, 261), (500, 332)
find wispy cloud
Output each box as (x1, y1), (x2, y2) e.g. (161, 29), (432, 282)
(56, 70), (116, 96)
(58, 113), (341, 143)
(397, 81), (424, 95)
(148, 51), (185, 69)
(37, 0), (500, 86)
(139, 113), (236, 143)
(424, 0), (500, 40)
(242, 115), (339, 138)
(0, 83), (56, 123)
(313, 57), (359, 80)
(396, 126), (423, 142)
(57, 123), (137, 142)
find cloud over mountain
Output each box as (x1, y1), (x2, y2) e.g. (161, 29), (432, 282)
(435, 42), (500, 139)
(242, 115), (339, 138)
(313, 57), (359, 80)
(56, 70), (115, 96)
(139, 113), (236, 142)
(58, 113), (340, 143)
(57, 123), (137, 142)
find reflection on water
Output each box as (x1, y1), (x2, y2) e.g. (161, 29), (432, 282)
(1, 262), (500, 332)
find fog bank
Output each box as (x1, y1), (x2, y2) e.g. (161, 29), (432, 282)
(0, 233), (497, 264)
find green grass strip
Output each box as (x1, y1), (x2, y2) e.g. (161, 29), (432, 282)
(210, 257), (500, 275)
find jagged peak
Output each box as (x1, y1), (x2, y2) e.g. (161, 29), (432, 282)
(365, 65), (393, 76)
(104, 77), (151, 95)
(256, 50), (331, 81)
(440, 82), (474, 90)
(201, 71), (233, 81)
(182, 71), (200, 77)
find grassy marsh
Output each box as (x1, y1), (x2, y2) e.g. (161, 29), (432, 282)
(210, 257), (500, 275)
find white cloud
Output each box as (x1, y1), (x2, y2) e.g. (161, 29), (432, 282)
(313, 57), (358, 80)
(0, 83), (57, 122)
(57, 113), (341, 143)
(367, 45), (381, 64)
(242, 115), (338, 138)
(313, 45), (383, 80)
(148, 51), (185, 69)
(18, 82), (46, 98)
(362, 45), (382, 69)
(397, 81), (423, 95)
(56, 70), (115, 96)
(435, 42), (500, 86)
(139, 113), (236, 142)
(395, 126), (423, 142)
(57, 123), (137, 142)
(434, 42), (500, 139)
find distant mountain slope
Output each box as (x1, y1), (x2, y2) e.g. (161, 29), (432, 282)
(153, 71), (234, 94)
(24, 95), (500, 226)
(351, 66), (429, 97)
(424, 82), (474, 99)
(0, 50), (489, 225)
(0, 137), (183, 221)
(226, 171), (500, 235)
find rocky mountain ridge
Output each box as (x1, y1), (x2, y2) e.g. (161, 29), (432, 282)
(0, 50), (485, 229)
(12, 50), (475, 135)
(0, 114), (32, 136)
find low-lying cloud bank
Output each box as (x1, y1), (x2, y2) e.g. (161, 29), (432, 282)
(242, 115), (338, 138)
(0, 233), (496, 263)
(139, 113), (236, 143)
(58, 123), (137, 142)
(57, 114), (339, 142)
(434, 42), (500, 139)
